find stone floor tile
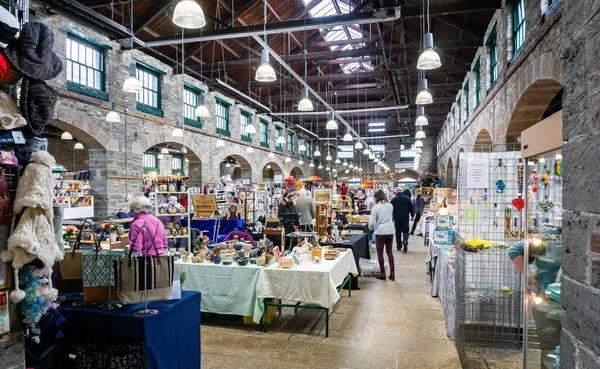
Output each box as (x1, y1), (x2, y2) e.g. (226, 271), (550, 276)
(396, 353), (463, 369)
(420, 320), (449, 339)
(309, 344), (397, 369)
(371, 334), (458, 356)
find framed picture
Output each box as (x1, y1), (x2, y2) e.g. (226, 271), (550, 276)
(257, 183), (267, 191)
(313, 188), (332, 204)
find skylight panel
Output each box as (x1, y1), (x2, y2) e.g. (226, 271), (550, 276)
(369, 128), (385, 132)
(369, 122), (386, 127)
(338, 145), (354, 152)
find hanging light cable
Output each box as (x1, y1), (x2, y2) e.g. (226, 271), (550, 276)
(255, 1), (276, 82)
(417, 0), (441, 70)
(123, 1), (142, 93)
(297, 46), (313, 111)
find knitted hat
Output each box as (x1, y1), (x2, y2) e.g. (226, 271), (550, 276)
(0, 50), (21, 85)
(0, 89), (26, 130)
(5, 22), (62, 80)
(0, 6), (20, 48)
(19, 78), (57, 136)
(13, 151), (55, 218)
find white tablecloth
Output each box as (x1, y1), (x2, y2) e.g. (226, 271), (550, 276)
(430, 244), (456, 338)
(177, 260), (263, 317)
(253, 249), (358, 323)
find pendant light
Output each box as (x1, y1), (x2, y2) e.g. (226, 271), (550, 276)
(181, 145), (187, 154)
(313, 147), (321, 157)
(349, 163), (354, 169)
(225, 162), (231, 168)
(326, 166), (330, 171)
(555, 153), (563, 160)
(345, 169), (349, 174)
(363, 148), (370, 155)
(105, 101), (120, 122)
(358, 167), (363, 172)
(309, 162), (314, 168)
(161, 147), (169, 154)
(216, 134), (225, 147)
(369, 153), (375, 160)
(325, 112), (338, 130)
(415, 78), (433, 104)
(343, 131), (353, 142)
(276, 134), (286, 145)
(195, 93), (210, 117)
(74, 142), (84, 150)
(255, 2), (276, 82)
(61, 132), (73, 140)
(415, 140), (424, 148)
(246, 146), (254, 154)
(354, 141), (363, 150)
(417, 33), (441, 70)
(325, 153), (332, 161)
(172, 117), (184, 137)
(245, 121), (256, 134)
(123, 63), (142, 93)
(374, 158), (380, 164)
(342, 160), (348, 167)
(298, 140), (307, 152)
(416, 147), (423, 153)
(415, 106), (429, 126)
(157, 153), (164, 160)
(332, 168), (337, 173)
(285, 156), (292, 163)
(415, 129), (426, 139)
(298, 158), (304, 165)
(268, 152), (275, 158)
(185, 158), (189, 163)
(266, 164), (272, 169)
(335, 158), (341, 164)
(173, 0), (206, 29)
(318, 164), (323, 169)
(297, 87), (313, 111)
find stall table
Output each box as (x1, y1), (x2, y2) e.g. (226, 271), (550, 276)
(320, 233), (369, 289)
(254, 249), (359, 337)
(430, 244), (456, 338)
(177, 260), (262, 317)
(345, 223), (372, 241)
(59, 291), (201, 369)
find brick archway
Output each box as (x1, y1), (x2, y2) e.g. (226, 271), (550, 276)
(474, 129), (493, 152)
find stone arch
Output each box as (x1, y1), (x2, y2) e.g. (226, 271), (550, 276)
(394, 169), (420, 182)
(289, 166), (304, 178)
(51, 119), (113, 150)
(474, 129), (493, 152)
(262, 161), (283, 185)
(220, 155), (252, 183)
(446, 157), (454, 188)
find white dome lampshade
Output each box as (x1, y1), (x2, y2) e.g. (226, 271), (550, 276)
(374, 158), (380, 164)
(172, 117), (184, 137)
(297, 87), (314, 111)
(185, 158), (189, 163)
(335, 158), (341, 164)
(326, 166), (330, 171)
(298, 143), (307, 152)
(285, 156), (292, 163)
(161, 147), (169, 154)
(417, 33), (442, 70)
(245, 123), (256, 134)
(369, 153), (375, 160)
(325, 112), (338, 130)
(313, 147), (321, 157)
(325, 154), (332, 161)
(195, 93), (210, 118)
(255, 49), (276, 82)
(342, 132), (353, 142)
(246, 146), (254, 153)
(266, 164), (272, 169)
(345, 169), (349, 174)
(173, 0), (206, 29)
(342, 161), (348, 167)
(416, 147), (422, 153)
(415, 79), (433, 105)
(105, 101), (120, 123)
(309, 162), (315, 168)
(415, 106), (429, 126)
(358, 167), (363, 172)
(318, 164), (323, 169)
(298, 158), (304, 165)
(61, 131), (73, 140)
(216, 135), (225, 147)
(332, 168), (337, 173)
(225, 162), (231, 168)
(157, 153), (164, 159)
(415, 140), (424, 148)
(74, 142), (84, 150)
(415, 129), (426, 139)
(276, 135), (286, 145)
(268, 152), (275, 158)
(349, 163), (354, 169)
(123, 63), (142, 94)
(354, 141), (364, 150)
(363, 148), (370, 155)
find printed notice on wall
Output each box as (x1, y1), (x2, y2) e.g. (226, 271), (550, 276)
(0, 291), (9, 334)
(467, 160), (489, 188)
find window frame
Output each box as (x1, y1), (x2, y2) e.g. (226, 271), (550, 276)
(260, 118), (269, 148)
(65, 33), (108, 101)
(513, 0), (526, 55)
(307, 140), (312, 158)
(464, 82), (469, 122)
(287, 132), (294, 155)
(457, 98), (461, 130)
(183, 83), (203, 129)
(240, 110), (252, 143)
(171, 155), (184, 175)
(143, 152), (159, 173)
(215, 98), (231, 137)
(474, 58), (481, 108)
(275, 126), (284, 152)
(487, 27), (498, 89)
(136, 64), (163, 117)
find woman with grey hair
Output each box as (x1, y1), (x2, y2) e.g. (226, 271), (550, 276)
(128, 196), (168, 256)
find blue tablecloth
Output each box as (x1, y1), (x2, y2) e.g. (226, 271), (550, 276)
(59, 291), (201, 369)
(183, 218), (245, 242)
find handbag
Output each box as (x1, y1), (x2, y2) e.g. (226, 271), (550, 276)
(82, 250), (125, 303)
(113, 223), (174, 305)
(58, 221), (100, 293)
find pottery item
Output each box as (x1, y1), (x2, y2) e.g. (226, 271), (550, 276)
(213, 255), (221, 264)
(242, 243), (252, 252)
(222, 259), (232, 265)
(237, 257), (249, 266)
(182, 255), (190, 263)
(249, 257), (258, 264)
(234, 242), (244, 251)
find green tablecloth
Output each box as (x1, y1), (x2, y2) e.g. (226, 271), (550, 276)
(177, 260), (263, 317)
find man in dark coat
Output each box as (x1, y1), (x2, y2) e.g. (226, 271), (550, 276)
(391, 187), (414, 252)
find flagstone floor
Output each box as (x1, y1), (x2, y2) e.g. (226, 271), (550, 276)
(200, 235), (523, 369)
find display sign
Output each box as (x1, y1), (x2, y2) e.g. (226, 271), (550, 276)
(395, 162), (413, 169)
(0, 291), (9, 334)
(273, 174), (283, 184)
(466, 160), (489, 188)
(242, 179), (250, 185)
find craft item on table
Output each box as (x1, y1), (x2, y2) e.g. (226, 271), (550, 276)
(0, 90), (26, 130)
(213, 255), (221, 264)
(222, 259), (232, 265)
(237, 256), (248, 266)
(313, 256), (321, 264)
(504, 207), (512, 238)
(278, 257), (293, 268)
(493, 159), (508, 194)
(324, 249), (341, 260)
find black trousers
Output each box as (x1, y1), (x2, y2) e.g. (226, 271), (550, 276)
(395, 221), (409, 247)
(411, 213), (422, 234)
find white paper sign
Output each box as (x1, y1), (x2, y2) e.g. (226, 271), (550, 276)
(466, 160), (489, 188)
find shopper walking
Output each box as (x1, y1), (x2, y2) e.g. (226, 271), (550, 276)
(368, 189), (395, 281)
(411, 189), (425, 236)
(128, 196), (168, 256)
(391, 187), (414, 252)
(295, 189), (316, 231)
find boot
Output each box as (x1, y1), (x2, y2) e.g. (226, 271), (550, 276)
(389, 272), (395, 281)
(376, 273), (386, 280)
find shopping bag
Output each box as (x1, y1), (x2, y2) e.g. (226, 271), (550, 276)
(113, 224), (174, 304)
(82, 250), (125, 303)
(58, 221), (100, 293)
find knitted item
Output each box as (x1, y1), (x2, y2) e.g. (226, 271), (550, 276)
(13, 151), (55, 217)
(4, 22), (62, 80)
(19, 78), (57, 136)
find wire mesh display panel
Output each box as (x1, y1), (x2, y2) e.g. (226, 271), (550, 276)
(455, 151), (524, 365)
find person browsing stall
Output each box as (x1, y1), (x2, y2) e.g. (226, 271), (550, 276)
(295, 189), (316, 231)
(369, 189), (396, 281)
(128, 196), (168, 256)
(410, 189), (425, 236)
(391, 187), (414, 252)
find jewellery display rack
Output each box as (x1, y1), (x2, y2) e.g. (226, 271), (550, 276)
(316, 204), (332, 237)
(240, 190), (256, 225)
(154, 191), (191, 252)
(455, 151), (525, 366)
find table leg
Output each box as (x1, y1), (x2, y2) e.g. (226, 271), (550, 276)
(325, 308), (329, 338)
(262, 299), (268, 333)
(348, 274), (352, 297)
(278, 299), (282, 315)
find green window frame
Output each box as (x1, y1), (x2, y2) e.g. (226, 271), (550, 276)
(307, 140), (312, 158)
(215, 98), (231, 136)
(260, 119), (269, 148)
(487, 27), (498, 88)
(143, 152), (159, 173)
(65, 34), (107, 100)
(171, 156), (184, 175)
(457, 98), (461, 129)
(136, 64), (163, 117)
(287, 132), (294, 154)
(464, 82), (469, 121)
(513, 0), (526, 54)
(240, 110), (252, 142)
(183, 84), (203, 128)
(474, 58), (481, 108)
(275, 126), (284, 152)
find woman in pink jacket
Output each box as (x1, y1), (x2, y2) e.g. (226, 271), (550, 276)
(128, 196), (168, 256)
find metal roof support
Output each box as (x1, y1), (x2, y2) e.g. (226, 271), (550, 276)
(273, 105), (408, 116)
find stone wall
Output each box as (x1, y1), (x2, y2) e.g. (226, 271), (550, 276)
(560, 1), (600, 367)
(435, 0), (563, 187)
(29, 1), (315, 217)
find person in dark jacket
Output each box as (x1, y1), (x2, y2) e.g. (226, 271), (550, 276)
(278, 192), (298, 250)
(411, 189), (425, 236)
(403, 188), (412, 198)
(390, 187), (414, 252)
